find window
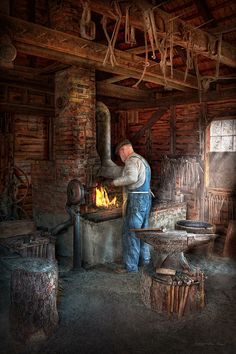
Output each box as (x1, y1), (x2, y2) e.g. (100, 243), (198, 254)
(210, 119), (236, 152)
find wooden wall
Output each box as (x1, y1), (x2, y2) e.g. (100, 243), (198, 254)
(14, 114), (49, 217)
(0, 113), (49, 220)
(112, 98), (236, 223)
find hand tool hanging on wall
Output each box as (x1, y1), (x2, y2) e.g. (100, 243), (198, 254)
(124, 4), (136, 46)
(206, 191), (235, 224)
(80, 1), (96, 40)
(160, 156), (202, 194)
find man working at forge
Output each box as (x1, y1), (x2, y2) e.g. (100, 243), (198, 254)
(110, 139), (152, 273)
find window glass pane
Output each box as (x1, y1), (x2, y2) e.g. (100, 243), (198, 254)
(210, 120), (221, 136)
(211, 136), (222, 151)
(210, 119), (236, 151)
(222, 136), (233, 151)
(222, 120), (234, 136)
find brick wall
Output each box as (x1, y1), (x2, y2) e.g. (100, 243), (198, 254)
(32, 65), (100, 241)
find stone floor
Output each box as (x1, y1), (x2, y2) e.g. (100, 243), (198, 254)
(1, 252), (236, 354)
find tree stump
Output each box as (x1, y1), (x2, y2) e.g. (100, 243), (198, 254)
(140, 266), (205, 317)
(10, 257), (59, 343)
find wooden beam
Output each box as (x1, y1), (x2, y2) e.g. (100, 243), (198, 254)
(126, 45), (153, 55)
(0, 220), (36, 239)
(193, 0), (217, 28)
(37, 62), (69, 74)
(96, 82), (154, 101)
(208, 21), (236, 35)
(1, 15), (198, 91)
(0, 67), (54, 87)
(113, 86), (236, 110)
(88, 0), (236, 68)
(0, 102), (54, 115)
(0, 76), (54, 94)
(100, 75), (130, 84)
(132, 107), (168, 142)
(15, 43), (194, 93)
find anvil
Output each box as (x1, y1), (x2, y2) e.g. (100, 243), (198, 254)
(131, 229), (214, 272)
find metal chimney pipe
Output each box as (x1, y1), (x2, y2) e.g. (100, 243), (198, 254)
(96, 101), (122, 179)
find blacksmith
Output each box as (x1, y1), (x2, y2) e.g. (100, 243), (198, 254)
(111, 139), (152, 273)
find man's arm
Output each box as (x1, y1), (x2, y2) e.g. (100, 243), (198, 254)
(113, 158), (139, 187)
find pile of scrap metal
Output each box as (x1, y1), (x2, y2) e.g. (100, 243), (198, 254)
(0, 220), (55, 260)
(1, 231), (55, 260)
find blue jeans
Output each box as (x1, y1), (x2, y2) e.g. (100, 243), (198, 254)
(122, 193), (151, 272)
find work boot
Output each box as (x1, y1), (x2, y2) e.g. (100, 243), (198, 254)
(115, 266), (138, 274)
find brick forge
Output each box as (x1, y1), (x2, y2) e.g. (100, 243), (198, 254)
(31, 64), (101, 257)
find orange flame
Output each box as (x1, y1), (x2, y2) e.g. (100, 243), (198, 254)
(96, 186), (117, 208)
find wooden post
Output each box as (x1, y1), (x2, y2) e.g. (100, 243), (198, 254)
(10, 258), (59, 343)
(170, 105), (176, 155)
(223, 220), (236, 259)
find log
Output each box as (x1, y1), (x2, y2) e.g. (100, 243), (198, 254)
(140, 267), (205, 317)
(10, 257), (59, 342)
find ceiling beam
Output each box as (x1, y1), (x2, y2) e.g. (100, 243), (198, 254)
(126, 45), (153, 55)
(96, 82), (154, 101)
(100, 75), (131, 84)
(1, 14), (198, 91)
(0, 67), (54, 89)
(37, 62), (69, 74)
(193, 0), (217, 28)
(0, 102), (53, 115)
(17, 42), (194, 93)
(88, 0), (236, 68)
(112, 86), (236, 110)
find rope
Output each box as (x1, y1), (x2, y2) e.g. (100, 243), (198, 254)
(215, 33), (222, 79)
(184, 31), (194, 82)
(101, 1), (122, 67)
(168, 19), (174, 79)
(193, 55), (203, 103)
(133, 30), (150, 88)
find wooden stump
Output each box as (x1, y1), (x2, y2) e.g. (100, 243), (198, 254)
(140, 267), (205, 317)
(10, 257), (59, 343)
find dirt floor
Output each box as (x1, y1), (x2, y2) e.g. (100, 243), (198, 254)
(1, 251), (236, 354)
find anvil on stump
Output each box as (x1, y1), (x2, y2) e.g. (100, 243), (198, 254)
(131, 228), (214, 317)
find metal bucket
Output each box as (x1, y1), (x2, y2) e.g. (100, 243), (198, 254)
(175, 220), (215, 256)
(175, 220), (214, 234)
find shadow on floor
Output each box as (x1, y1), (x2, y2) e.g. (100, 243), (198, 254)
(1, 253), (236, 354)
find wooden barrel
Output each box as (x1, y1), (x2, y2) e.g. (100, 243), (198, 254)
(10, 257), (59, 343)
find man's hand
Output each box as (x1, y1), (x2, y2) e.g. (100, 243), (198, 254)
(103, 179), (114, 188)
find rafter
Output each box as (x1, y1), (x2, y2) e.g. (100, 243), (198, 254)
(1, 14), (198, 91)
(100, 75), (131, 84)
(131, 108), (168, 142)
(88, 0), (236, 68)
(96, 82), (154, 101)
(112, 86), (236, 110)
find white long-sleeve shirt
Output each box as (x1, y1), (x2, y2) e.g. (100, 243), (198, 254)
(113, 153), (147, 190)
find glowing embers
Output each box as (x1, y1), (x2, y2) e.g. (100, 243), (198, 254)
(95, 186), (118, 208)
